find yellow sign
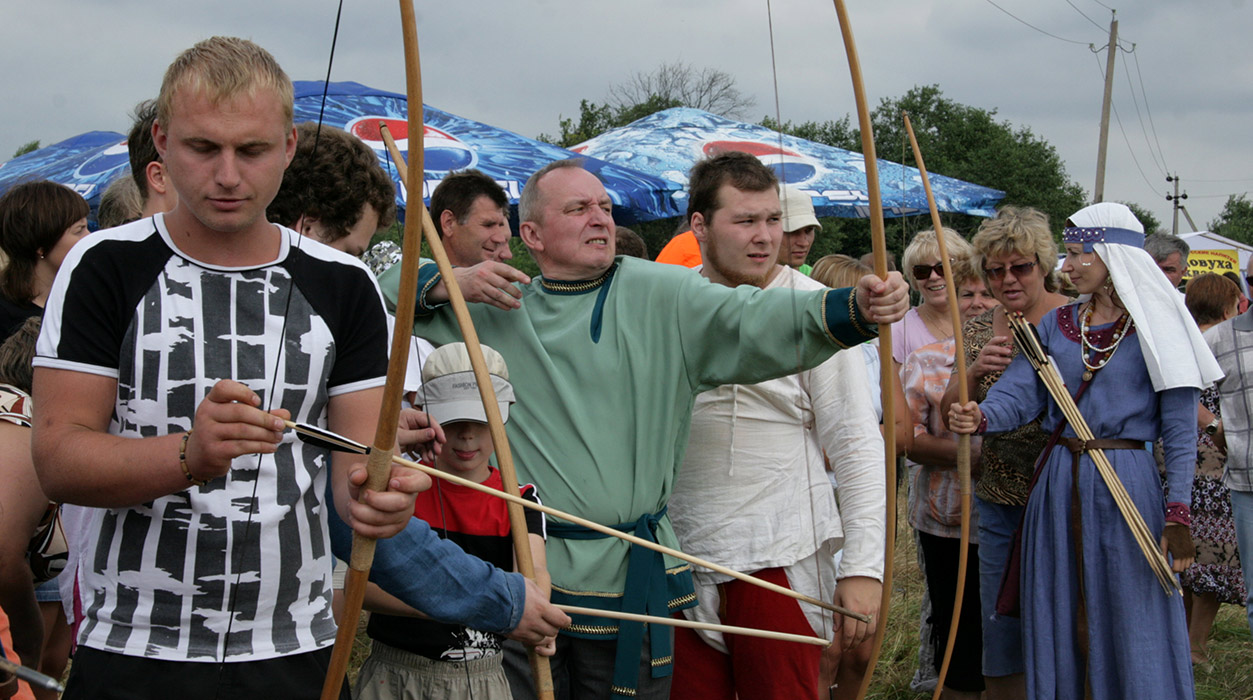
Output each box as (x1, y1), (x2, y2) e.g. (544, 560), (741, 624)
(1185, 249), (1239, 279)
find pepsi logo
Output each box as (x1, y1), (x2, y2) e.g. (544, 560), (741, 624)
(701, 140), (818, 185)
(346, 117), (477, 173)
(71, 140), (130, 179)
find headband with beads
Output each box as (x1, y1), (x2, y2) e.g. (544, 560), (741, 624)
(1062, 226), (1145, 253)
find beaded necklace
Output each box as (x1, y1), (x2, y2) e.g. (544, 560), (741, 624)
(1079, 302), (1133, 381)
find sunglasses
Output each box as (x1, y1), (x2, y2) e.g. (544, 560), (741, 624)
(984, 261), (1038, 282)
(912, 262), (948, 281)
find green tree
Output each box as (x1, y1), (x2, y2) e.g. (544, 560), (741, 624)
(759, 86), (1090, 262)
(1209, 194), (1253, 245)
(537, 99), (616, 147)
(538, 95), (685, 148)
(1120, 201), (1164, 235)
(12, 140), (40, 158)
(759, 115), (857, 151)
(865, 85), (1087, 238)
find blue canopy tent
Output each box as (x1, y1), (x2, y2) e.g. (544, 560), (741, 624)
(291, 81), (683, 224)
(0, 82), (686, 225)
(0, 131), (129, 220)
(572, 107), (1005, 218)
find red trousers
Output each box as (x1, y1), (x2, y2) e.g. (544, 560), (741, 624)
(670, 567), (821, 700)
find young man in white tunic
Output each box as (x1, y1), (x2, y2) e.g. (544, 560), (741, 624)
(668, 156), (884, 699)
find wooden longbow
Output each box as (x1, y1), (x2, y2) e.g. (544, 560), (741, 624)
(831, 2), (897, 698)
(903, 112), (973, 700)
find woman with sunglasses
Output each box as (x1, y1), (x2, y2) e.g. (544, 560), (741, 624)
(939, 206), (1069, 700)
(893, 229), (976, 372)
(902, 256), (998, 700)
(949, 203), (1221, 700)
(892, 228), (974, 691)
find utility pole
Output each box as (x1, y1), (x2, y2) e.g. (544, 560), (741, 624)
(1093, 11), (1118, 203)
(1178, 206), (1199, 233)
(1166, 173), (1188, 235)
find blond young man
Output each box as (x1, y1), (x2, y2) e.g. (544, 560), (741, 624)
(32, 37), (424, 699)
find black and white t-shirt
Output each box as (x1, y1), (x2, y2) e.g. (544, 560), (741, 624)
(34, 214), (389, 662)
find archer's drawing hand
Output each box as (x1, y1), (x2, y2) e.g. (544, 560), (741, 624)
(507, 577), (570, 646)
(832, 576), (880, 651)
(185, 380), (289, 482)
(426, 261), (530, 310)
(398, 407), (445, 462)
(855, 271), (909, 324)
(947, 401), (982, 435)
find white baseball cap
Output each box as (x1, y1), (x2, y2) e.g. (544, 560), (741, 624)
(779, 184), (819, 233)
(419, 342), (514, 425)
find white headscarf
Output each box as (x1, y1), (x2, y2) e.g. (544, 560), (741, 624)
(1067, 202), (1223, 391)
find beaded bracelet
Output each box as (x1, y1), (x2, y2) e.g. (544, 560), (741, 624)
(180, 428), (209, 487)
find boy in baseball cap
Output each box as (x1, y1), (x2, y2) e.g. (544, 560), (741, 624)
(357, 343), (550, 699)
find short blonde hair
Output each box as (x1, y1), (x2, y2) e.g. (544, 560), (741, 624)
(810, 254), (871, 289)
(971, 206), (1059, 292)
(157, 37), (293, 129)
(901, 228), (974, 293)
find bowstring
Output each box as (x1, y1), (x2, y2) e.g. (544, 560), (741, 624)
(765, 0), (835, 663)
(212, 1), (344, 696)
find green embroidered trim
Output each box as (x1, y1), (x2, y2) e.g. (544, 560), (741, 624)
(849, 287), (876, 338)
(551, 584), (623, 599)
(568, 622), (619, 635)
(610, 685), (638, 697)
(650, 655), (673, 668)
(820, 292), (848, 349)
(417, 260), (442, 311)
(666, 593), (696, 611)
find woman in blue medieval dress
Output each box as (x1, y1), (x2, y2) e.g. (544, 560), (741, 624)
(949, 202), (1223, 700)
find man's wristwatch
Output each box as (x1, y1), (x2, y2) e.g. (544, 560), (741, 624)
(1204, 418), (1221, 436)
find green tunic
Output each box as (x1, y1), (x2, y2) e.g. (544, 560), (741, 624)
(380, 256), (874, 630)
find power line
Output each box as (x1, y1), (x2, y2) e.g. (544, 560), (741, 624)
(1189, 193), (1249, 200)
(1129, 48), (1170, 177)
(1064, 0), (1108, 32)
(1095, 53), (1160, 195)
(1188, 177), (1253, 184)
(983, 0), (1093, 45)
(1119, 50), (1167, 177)
(1088, 0), (1116, 11)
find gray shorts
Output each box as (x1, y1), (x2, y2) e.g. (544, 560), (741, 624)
(354, 640), (510, 700)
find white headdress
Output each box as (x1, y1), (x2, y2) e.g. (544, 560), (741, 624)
(1065, 202), (1222, 390)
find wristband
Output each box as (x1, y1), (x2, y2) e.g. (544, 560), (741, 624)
(1165, 502), (1191, 527)
(180, 429), (209, 487)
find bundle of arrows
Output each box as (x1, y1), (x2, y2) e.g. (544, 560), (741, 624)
(1005, 311), (1179, 595)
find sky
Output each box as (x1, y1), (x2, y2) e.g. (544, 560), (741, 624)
(1, 0), (1250, 233)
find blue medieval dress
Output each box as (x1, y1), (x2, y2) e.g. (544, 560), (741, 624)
(979, 304), (1195, 700)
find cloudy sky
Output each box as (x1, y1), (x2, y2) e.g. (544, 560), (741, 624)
(2, 0), (1249, 231)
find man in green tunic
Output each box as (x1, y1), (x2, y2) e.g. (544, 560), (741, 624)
(381, 157), (907, 699)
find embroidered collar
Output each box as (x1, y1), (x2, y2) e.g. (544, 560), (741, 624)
(1057, 304), (1137, 345)
(539, 262), (618, 295)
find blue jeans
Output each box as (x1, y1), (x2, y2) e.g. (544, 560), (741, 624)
(1229, 488), (1253, 635)
(975, 497), (1025, 676)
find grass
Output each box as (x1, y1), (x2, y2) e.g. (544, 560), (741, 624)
(859, 505), (1253, 699)
(345, 503), (1253, 699)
